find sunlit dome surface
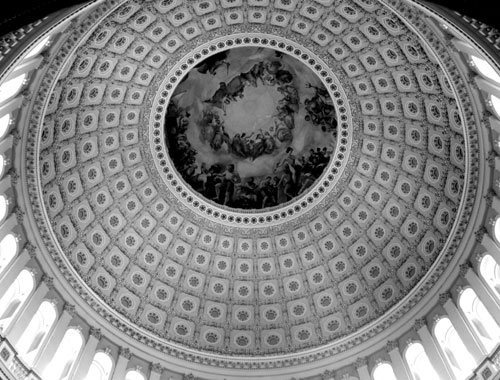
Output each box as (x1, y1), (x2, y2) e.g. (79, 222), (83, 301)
(24, 35), (51, 59)
(0, 114), (11, 139)
(471, 55), (500, 84)
(0, 194), (7, 221)
(0, 74), (26, 104)
(0, 154), (5, 179)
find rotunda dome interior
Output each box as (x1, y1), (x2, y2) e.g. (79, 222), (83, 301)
(33, 0), (467, 357)
(0, 0), (500, 379)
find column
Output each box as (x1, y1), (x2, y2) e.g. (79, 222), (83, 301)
(386, 341), (411, 380)
(355, 357), (371, 380)
(149, 363), (163, 380)
(480, 234), (500, 264)
(71, 327), (101, 380)
(0, 249), (30, 299)
(462, 264), (500, 325)
(5, 275), (52, 342)
(415, 318), (454, 380)
(110, 347), (131, 380)
(33, 303), (74, 374)
(440, 292), (485, 361)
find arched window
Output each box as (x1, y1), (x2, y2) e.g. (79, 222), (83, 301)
(471, 55), (500, 84)
(458, 287), (500, 352)
(0, 154), (5, 180)
(404, 342), (440, 380)
(494, 217), (500, 243)
(479, 254), (500, 299)
(0, 233), (18, 275)
(43, 328), (83, 380)
(434, 317), (476, 380)
(0, 269), (33, 330)
(15, 300), (56, 365)
(0, 114), (10, 140)
(84, 351), (113, 380)
(0, 74), (27, 104)
(0, 194), (8, 222)
(24, 36), (51, 60)
(492, 95), (500, 120)
(372, 362), (397, 380)
(125, 370), (146, 380)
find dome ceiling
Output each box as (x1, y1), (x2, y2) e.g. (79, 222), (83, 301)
(35, 0), (467, 358)
(165, 45), (337, 210)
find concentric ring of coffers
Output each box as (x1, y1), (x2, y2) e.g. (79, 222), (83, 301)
(36, 0), (467, 357)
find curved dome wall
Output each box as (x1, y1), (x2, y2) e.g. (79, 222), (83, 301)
(0, 0), (499, 379)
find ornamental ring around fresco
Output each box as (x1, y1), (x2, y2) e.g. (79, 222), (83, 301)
(164, 46), (338, 210)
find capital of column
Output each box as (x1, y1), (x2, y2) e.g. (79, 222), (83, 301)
(320, 369), (334, 380)
(119, 347), (132, 360)
(474, 227), (486, 243)
(414, 318), (427, 331)
(151, 363), (163, 374)
(438, 291), (452, 305)
(386, 340), (399, 352)
(354, 357), (368, 369)
(89, 327), (102, 340)
(459, 262), (472, 276)
(25, 242), (37, 259)
(63, 303), (76, 315)
(41, 274), (54, 289)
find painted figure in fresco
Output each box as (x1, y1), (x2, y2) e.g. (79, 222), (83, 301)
(277, 166), (294, 204)
(230, 133), (245, 157)
(200, 110), (216, 144)
(259, 176), (276, 208)
(240, 133), (254, 158)
(276, 103), (295, 130)
(204, 71), (257, 114)
(165, 47), (338, 210)
(275, 69), (293, 85)
(194, 163), (209, 192)
(204, 82), (228, 112)
(240, 62), (265, 87)
(223, 77), (244, 103)
(258, 60), (282, 85)
(275, 147), (297, 182)
(298, 172), (315, 194)
(273, 115), (293, 144)
(195, 50), (229, 75)
(210, 122), (230, 152)
(277, 84), (300, 112)
(238, 177), (259, 208)
(304, 82), (337, 132)
(262, 131), (276, 154)
(213, 164), (240, 206)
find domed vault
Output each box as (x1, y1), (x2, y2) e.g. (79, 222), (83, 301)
(34, 0), (468, 359)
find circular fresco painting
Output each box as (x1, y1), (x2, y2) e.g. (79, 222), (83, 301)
(165, 46), (337, 210)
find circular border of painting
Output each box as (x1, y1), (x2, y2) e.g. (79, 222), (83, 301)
(150, 34), (353, 227)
